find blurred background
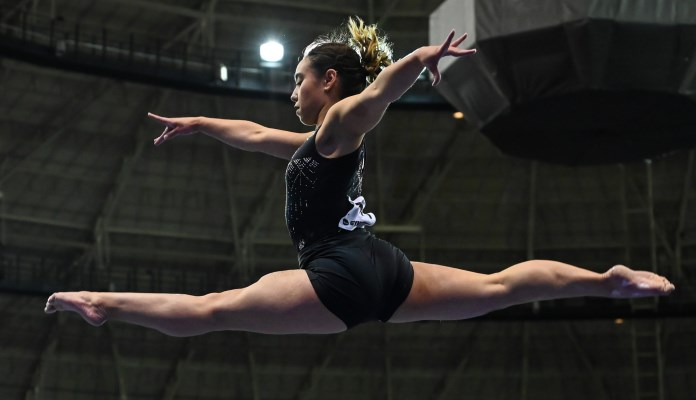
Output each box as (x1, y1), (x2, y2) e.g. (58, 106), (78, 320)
(0, 0), (694, 399)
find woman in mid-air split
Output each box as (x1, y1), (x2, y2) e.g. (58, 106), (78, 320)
(45, 17), (674, 336)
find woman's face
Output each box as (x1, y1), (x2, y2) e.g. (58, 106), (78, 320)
(291, 57), (326, 126)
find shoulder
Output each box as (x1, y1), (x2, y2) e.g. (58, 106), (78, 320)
(254, 129), (313, 160)
(315, 96), (378, 158)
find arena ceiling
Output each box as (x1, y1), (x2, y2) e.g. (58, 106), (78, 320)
(0, 0), (695, 399)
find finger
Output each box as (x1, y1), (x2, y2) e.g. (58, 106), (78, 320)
(451, 32), (468, 48)
(447, 48), (477, 57)
(44, 294), (56, 313)
(431, 70), (441, 86)
(148, 112), (175, 127)
(154, 127), (168, 146)
(437, 30), (456, 59)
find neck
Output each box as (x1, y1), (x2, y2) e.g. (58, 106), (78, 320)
(315, 99), (338, 127)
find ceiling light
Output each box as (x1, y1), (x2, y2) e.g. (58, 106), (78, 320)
(260, 40), (284, 63)
(219, 64), (228, 82)
(453, 111), (465, 120)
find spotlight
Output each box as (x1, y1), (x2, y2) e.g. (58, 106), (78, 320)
(453, 111), (465, 120)
(219, 64), (228, 82)
(260, 40), (284, 63)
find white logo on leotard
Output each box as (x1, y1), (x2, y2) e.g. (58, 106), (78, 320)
(338, 196), (376, 231)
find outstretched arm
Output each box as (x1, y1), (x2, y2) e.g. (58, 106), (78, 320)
(149, 113), (310, 160)
(325, 31), (476, 137)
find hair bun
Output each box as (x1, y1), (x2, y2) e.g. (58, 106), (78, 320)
(347, 17), (393, 83)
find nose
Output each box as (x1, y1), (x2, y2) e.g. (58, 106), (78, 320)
(290, 88), (298, 103)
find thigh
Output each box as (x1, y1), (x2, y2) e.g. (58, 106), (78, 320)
(387, 261), (508, 323)
(213, 269), (347, 334)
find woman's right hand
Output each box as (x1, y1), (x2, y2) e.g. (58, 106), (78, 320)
(416, 30), (476, 86)
(149, 113), (202, 146)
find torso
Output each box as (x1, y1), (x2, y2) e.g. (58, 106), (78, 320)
(285, 130), (367, 252)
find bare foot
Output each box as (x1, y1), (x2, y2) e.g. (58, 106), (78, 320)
(44, 292), (108, 326)
(606, 265), (675, 298)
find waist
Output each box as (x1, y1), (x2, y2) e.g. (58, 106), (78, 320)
(297, 228), (370, 268)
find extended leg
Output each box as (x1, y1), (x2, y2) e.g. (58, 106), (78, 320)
(388, 260), (675, 323)
(45, 270), (347, 336)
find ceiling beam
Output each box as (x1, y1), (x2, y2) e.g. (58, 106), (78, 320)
(106, 325), (128, 400)
(432, 322), (479, 400)
(218, 97), (243, 268)
(22, 317), (60, 400)
(161, 339), (195, 400)
(244, 333), (261, 400)
(564, 322), (611, 399)
(98, 0), (335, 32)
(397, 122), (476, 223)
(378, 0), (403, 26)
(7, 214), (696, 253)
(0, 79), (114, 186)
(295, 335), (344, 400)
(94, 90), (170, 269)
(674, 149), (695, 278)
(238, 171), (283, 281)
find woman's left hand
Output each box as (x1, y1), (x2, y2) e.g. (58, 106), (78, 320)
(417, 31), (476, 86)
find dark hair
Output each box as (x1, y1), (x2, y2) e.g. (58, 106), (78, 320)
(302, 17), (393, 98)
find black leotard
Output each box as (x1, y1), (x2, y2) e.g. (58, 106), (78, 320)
(284, 130), (413, 329)
(285, 131), (374, 252)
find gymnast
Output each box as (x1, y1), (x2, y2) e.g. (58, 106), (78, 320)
(45, 18), (674, 336)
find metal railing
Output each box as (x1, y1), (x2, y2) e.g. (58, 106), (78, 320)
(0, 9), (446, 104)
(0, 9), (295, 95)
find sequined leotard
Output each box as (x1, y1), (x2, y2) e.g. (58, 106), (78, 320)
(285, 132), (372, 252)
(284, 129), (413, 329)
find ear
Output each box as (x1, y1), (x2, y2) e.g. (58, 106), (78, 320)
(323, 69), (339, 91)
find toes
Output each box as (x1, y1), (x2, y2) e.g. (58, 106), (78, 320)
(44, 294), (56, 313)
